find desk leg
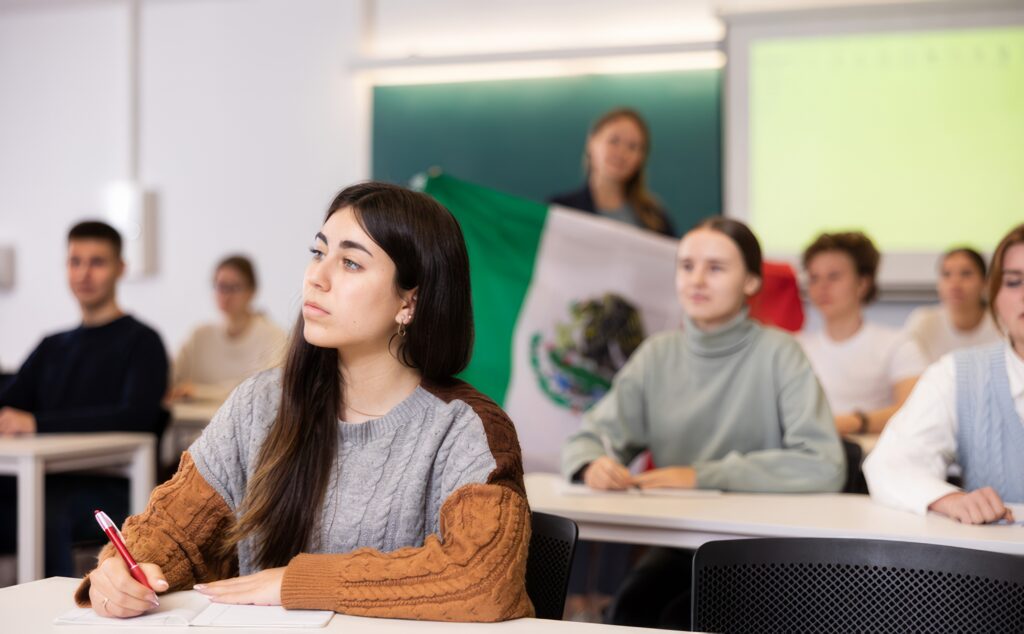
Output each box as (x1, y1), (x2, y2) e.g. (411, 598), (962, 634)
(129, 439), (156, 516)
(16, 457), (44, 583)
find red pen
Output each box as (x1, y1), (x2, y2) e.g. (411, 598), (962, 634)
(94, 509), (153, 591)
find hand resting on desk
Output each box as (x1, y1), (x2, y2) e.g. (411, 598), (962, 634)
(583, 457), (697, 490)
(929, 487), (1015, 525)
(88, 557), (168, 618)
(0, 406), (36, 435)
(631, 466), (697, 489)
(193, 567), (285, 606)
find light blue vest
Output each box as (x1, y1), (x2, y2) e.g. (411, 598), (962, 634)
(955, 343), (1024, 503)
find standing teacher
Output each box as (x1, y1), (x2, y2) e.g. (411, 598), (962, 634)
(550, 108), (674, 236)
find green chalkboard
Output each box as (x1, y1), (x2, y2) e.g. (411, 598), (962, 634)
(372, 70), (722, 235)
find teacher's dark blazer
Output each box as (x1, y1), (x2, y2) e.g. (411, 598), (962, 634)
(548, 184), (675, 237)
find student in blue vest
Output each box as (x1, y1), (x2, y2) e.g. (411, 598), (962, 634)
(563, 217), (845, 629)
(865, 223), (1024, 524)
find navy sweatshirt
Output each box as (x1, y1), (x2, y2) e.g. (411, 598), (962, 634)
(0, 315), (168, 434)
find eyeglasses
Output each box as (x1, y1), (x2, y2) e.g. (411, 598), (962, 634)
(214, 282), (248, 295)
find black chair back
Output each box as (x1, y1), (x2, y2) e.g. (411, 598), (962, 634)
(693, 537), (1024, 633)
(840, 438), (868, 494)
(525, 511), (579, 620)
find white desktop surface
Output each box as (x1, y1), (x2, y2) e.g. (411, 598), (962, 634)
(0, 433), (155, 584)
(525, 472), (1024, 554)
(164, 400), (222, 466)
(1, 577), (681, 633)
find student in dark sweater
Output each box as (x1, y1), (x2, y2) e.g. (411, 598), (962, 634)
(0, 221), (168, 577)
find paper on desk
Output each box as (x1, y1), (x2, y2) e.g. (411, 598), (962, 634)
(1000, 503), (1024, 526)
(190, 603), (334, 627)
(558, 481), (722, 498)
(55, 590), (333, 628)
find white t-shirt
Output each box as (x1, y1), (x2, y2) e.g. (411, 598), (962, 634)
(903, 305), (1003, 364)
(798, 322), (928, 414)
(173, 314), (287, 400)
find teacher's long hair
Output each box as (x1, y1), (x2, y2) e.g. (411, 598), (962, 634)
(224, 182), (474, 569)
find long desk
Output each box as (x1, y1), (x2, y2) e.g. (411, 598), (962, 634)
(0, 433), (156, 583)
(164, 400), (221, 467)
(1, 577), (680, 633)
(525, 472), (1024, 555)
(847, 432), (878, 455)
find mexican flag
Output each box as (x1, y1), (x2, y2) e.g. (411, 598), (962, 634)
(422, 173), (682, 473)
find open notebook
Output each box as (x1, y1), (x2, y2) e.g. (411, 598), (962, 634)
(55, 590), (333, 628)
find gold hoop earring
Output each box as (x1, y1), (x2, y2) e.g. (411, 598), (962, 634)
(398, 321), (407, 337)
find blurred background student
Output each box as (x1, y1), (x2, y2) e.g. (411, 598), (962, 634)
(550, 108), (674, 236)
(799, 231), (927, 436)
(169, 255), (285, 403)
(865, 224), (1024, 524)
(0, 221), (168, 577)
(903, 247), (1002, 364)
(563, 217), (844, 629)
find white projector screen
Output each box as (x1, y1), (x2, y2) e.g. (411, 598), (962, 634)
(725, 2), (1024, 291)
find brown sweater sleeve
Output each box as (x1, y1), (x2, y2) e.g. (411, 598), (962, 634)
(282, 483), (532, 622)
(282, 379), (534, 622)
(74, 451), (238, 606)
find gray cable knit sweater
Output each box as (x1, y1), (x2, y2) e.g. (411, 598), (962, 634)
(189, 368), (524, 575)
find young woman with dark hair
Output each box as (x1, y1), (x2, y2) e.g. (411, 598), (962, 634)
(866, 224), (1024, 524)
(562, 217), (844, 629)
(170, 255), (286, 401)
(798, 231), (928, 435)
(75, 182), (533, 621)
(903, 247), (1001, 363)
(549, 108), (674, 236)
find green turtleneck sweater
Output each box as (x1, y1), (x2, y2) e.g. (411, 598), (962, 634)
(562, 310), (846, 492)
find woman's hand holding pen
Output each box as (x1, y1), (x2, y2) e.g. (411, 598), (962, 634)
(584, 456), (633, 490)
(194, 567), (285, 606)
(89, 557), (168, 618)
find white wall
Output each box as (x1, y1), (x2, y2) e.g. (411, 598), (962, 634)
(0, 0), (938, 370)
(0, 0), (366, 369)
(370, 0), (722, 56)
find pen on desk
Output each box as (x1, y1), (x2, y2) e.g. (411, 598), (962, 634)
(600, 433), (617, 460)
(600, 433), (639, 490)
(94, 509), (154, 592)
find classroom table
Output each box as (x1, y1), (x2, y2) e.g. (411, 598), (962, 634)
(525, 472), (1024, 554)
(163, 400), (222, 467)
(847, 432), (878, 455)
(0, 577), (682, 633)
(0, 433), (156, 584)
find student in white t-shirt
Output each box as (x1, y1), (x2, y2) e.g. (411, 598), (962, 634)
(170, 255), (286, 402)
(798, 232), (927, 436)
(903, 248), (1002, 363)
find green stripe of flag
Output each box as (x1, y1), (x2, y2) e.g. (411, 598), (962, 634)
(423, 173), (548, 405)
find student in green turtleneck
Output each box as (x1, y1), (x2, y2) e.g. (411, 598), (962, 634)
(562, 217), (845, 629)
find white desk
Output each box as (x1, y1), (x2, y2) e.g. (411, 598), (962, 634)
(0, 433), (155, 583)
(847, 433), (878, 455)
(164, 401), (221, 467)
(526, 473), (1024, 555)
(1, 577), (680, 633)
